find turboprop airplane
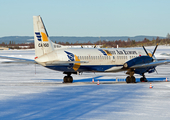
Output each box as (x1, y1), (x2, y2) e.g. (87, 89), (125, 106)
(1, 15), (170, 83)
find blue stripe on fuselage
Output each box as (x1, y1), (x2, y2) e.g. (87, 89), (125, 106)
(45, 65), (123, 72)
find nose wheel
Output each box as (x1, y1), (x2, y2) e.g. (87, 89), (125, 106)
(140, 74), (148, 82)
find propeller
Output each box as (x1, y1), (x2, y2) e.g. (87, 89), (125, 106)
(142, 44), (159, 74)
(151, 43), (158, 57)
(94, 45), (96, 48)
(142, 45), (149, 56)
(142, 44), (158, 58)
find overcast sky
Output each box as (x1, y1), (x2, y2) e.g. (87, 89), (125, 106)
(1, 0), (170, 37)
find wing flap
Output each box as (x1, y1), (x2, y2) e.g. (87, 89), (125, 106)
(45, 60), (89, 65)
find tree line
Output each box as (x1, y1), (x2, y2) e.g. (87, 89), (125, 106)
(0, 37), (170, 49)
(55, 37), (170, 48)
(0, 41), (34, 49)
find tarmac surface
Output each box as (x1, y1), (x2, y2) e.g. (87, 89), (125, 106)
(0, 48), (170, 119)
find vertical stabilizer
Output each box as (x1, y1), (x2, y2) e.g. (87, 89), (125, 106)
(33, 16), (54, 57)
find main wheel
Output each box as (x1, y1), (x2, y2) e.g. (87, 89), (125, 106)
(64, 76), (68, 83)
(126, 76), (131, 83)
(131, 76), (136, 83)
(67, 76), (73, 83)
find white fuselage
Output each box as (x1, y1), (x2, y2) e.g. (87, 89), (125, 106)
(35, 48), (147, 72)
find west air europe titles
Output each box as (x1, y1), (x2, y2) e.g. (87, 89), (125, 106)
(108, 50), (137, 55)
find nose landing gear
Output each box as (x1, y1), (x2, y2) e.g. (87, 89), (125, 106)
(140, 74), (148, 82)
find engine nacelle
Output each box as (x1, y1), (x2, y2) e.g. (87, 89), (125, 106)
(123, 56), (155, 75)
(124, 56), (153, 68)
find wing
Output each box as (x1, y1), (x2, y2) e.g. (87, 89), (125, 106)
(130, 59), (170, 69)
(0, 55), (36, 64)
(0, 55), (88, 65)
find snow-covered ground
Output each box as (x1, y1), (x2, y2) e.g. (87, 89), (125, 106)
(0, 46), (170, 119)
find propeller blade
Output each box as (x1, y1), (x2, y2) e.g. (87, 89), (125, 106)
(155, 68), (158, 74)
(152, 43), (158, 57)
(142, 45), (149, 56)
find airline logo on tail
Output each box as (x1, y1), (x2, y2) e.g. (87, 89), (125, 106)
(35, 32), (49, 47)
(35, 32), (49, 42)
(35, 32), (42, 41)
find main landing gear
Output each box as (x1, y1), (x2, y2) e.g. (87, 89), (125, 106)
(125, 71), (148, 83)
(126, 70), (136, 83)
(63, 72), (73, 83)
(140, 74), (148, 82)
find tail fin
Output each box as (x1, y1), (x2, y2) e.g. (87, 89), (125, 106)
(33, 16), (54, 57)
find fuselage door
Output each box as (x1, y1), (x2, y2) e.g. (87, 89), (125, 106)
(112, 55), (116, 62)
